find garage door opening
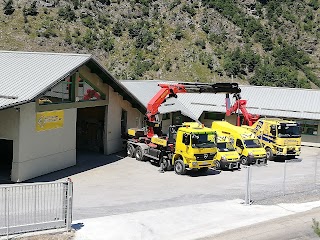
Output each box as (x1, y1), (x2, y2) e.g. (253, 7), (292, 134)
(0, 139), (13, 181)
(76, 106), (105, 153)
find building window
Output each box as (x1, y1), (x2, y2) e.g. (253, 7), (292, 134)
(204, 112), (225, 120)
(39, 75), (106, 105)
(162, 113), (170, 120)
(39, 77), (73, 105)
(297, 120), (318, 136)
(77, 79), (105, 102)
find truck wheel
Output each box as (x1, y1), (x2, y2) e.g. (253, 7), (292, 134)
(215, 160), (221, 170)
(266, 148), (274, 161)
(135, 146), (145, 161)
(127, 144), (135, 158)
(174, 159), (186, 175)
(241, 156), (249, 165)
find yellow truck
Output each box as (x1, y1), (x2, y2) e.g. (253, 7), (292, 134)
(211, 121), (267, 165)
(215, 131), (241, 170)
(127, 123), (217, 175)
(243, 118), (301, 161)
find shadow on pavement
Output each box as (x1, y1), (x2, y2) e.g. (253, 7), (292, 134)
(25, 150), (126, 183)
(188, 168), (222, 177)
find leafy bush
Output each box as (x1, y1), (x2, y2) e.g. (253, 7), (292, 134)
(224, 47), (260, 77)
(195, 39), (206, 49)
(273, 43), (310, 69)
(309, 0), (319, 10)
(208, 32), (227, 44)
(82, 16), (96, 28)
(101, 37), (114, 52)
(3, 0), (15, 15)
(135, 28), (154, 48)
(112, 20), (125, 37)
(23, 1), (38, 16)
(249, 63), (311, 88)
(169, 0), (181, 10)
(174, 25), (184, 40)
(58, 5), (77, 21)
(181, 4), (197, 16)
(64, 28), (72, 44)
(312, 218), (320, 236)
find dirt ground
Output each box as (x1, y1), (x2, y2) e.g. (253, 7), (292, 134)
(14, 232), (74, 240)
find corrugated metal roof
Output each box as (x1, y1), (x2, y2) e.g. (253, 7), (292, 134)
(121, 80), (320, 120)
(0, 51), (146, 113)
(0, 51), (91, 109)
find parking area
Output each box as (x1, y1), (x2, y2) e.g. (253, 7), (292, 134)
(27, 147), (320, 220)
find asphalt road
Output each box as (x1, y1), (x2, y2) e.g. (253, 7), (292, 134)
(27, 146), (320, 220)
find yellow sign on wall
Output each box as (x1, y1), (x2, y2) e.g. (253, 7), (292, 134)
(36, 110), (64, 132)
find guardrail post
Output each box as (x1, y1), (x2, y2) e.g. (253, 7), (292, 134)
(283, 160), (287, 196)
(5, 188), (9, 240)
(244, 166), (251, 205)
(315, 157), (318, 188)
(66, 178), (73, 231)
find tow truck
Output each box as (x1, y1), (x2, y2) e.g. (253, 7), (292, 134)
(225, 92), (301, 160)
(126, 82), (241, 175)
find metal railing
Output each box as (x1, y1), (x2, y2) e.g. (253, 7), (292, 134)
(0, 179), (73, 237)
(244, 156), (320, 204)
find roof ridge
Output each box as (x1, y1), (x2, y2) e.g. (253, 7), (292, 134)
(0, 50), (92, 57)
(240, 84), (320, 92)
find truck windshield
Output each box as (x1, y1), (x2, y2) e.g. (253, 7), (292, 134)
(244, 139), (261, 148)
(278, 124), (301, 138)
(191, 133), (216, 148)
(217, 142), (235, 152)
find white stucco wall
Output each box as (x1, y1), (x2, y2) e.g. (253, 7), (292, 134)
(12, 103), (77, 182)
(0, 108), (20, 178)
(105, 88), (143, 154)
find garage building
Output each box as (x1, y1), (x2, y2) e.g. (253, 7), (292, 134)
(0, 51), (145, 182)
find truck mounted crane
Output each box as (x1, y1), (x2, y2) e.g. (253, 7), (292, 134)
(127, 82), (241, 175)
(225, 91), (301, 161)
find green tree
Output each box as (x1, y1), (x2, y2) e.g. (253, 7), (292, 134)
(24, 1), (38, 16)
(64, 28), (72, 44)
(3, 0), (14, 15)
(174, 25), (184, 40)
(249, 63), (310, 88)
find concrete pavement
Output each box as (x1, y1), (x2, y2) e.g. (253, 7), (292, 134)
(73, 200), (320, 240)
(199, 207), (320, 240)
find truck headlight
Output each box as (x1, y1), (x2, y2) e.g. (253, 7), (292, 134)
(221, 155), (227, 161)
(248, 152), (254, 157)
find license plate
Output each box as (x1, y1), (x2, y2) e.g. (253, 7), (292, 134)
(201, 161), (208, 165)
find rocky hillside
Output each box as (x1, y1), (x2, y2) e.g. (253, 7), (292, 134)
(1, 0), (319, 88)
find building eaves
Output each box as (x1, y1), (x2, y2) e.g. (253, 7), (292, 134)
(0, 51), (92, 110)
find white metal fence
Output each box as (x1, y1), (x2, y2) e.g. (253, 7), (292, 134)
(244, 156), (320, 204)
(0, 179), (73, 237)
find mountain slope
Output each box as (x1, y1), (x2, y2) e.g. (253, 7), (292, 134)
(1, 0), (319, 88)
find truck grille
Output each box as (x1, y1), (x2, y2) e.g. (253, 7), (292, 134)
(194, 153), (215, 161)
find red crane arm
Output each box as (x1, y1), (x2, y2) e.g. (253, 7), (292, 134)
(145, 82), (241, 138)
(146, 84), (187, 117)
(226, 94), (259, 126)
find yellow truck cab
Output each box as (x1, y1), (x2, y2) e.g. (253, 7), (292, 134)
(215, 131), (241, 170)
(243, 118), (301, 161)
(172, 122), (217, 174)
(211, 121), (266, 165)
